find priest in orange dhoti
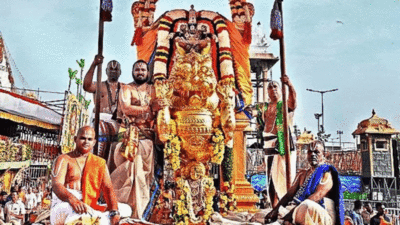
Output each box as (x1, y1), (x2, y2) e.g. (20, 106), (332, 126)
(50, 126), (131, 225)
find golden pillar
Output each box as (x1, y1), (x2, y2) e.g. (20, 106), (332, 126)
(232, 112), (259, 213)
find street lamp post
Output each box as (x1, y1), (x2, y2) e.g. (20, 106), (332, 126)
(337, 130), (343, 151)
(306, 88), (338, 139)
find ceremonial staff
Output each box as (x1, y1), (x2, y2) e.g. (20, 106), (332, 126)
(94, 0), (112, 155)
(270, 0), (291, 189)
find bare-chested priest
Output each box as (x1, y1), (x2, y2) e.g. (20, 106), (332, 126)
(254, 75), (297, 207)
(50, 126), (131, 225)
(83, 55), (122, 160)
(262, 140), (344, 225)
(111, 60), (167, 219)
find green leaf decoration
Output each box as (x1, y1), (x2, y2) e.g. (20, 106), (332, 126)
(68, 68), (78, 80)
(76, 59), (85, 69)
(222, 146), (233, 182)
(343, 191), (368, 200)
(78, 94), (84, 103)
(75, 78), (82, 85)
(84, 99), (91, 109)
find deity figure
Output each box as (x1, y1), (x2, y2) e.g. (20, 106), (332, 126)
(153, 6), (236, 224)
(132, 1), (257, 222)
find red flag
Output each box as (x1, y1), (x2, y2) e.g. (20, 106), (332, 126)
(270, 0), (283, 40)
(100, 0), (113, 22)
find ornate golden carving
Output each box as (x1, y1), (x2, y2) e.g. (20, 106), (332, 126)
(155, 19), (239, 222)
(119, 125), (139, 161)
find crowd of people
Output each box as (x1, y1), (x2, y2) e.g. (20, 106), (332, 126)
(344, 200), (399, 225)
(0, 183), (52, 225)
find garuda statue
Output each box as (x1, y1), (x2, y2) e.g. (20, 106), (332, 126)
(131, 1), (254, 224)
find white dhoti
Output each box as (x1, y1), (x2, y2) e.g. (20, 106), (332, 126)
(269, 152), (297, 199)
(293, 198), (336, 225)
(50, 189), (131, 225)
(111, 139), (154, 219)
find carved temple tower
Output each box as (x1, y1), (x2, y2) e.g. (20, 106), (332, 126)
(0, 32), (14, 90)
(249, 22), (278, 104)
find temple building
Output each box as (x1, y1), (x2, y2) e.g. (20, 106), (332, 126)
(0, 32), (62, 193)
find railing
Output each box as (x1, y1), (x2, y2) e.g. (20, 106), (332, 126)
(20, 165), (49, 188)
(386, 208), (400, 225)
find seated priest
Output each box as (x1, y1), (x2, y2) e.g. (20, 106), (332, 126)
(50, 126), (131, 225)
(263, 140), (344, 225)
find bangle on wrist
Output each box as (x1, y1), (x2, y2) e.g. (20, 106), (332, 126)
(109, 210), (120, 218)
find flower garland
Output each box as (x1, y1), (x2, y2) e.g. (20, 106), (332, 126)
(173, 177), (216, 224)
(211, 128), (225, 164)
(174, 178), (194, 225)
(165, 134), (181, 171)
(201, 177), (215, 221)
(219, 182), (237, 215)
(0, 141), (32, 162)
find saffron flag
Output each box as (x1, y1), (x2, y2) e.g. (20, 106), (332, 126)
(100, 0), (113, 22)
(270, 0), (283, 40)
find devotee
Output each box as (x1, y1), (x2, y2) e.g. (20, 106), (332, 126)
(50, 126), (131, 225)
(5, 187), (15, 203)
(262, 140), (344, 225)
(254, 75), (297, 207)
(0, 192), (6, 225)
(350, 200), (364, 225)
(40, 187), (51, 209)
(4, 190), (25, 225)
(35, 187), (43, 206)
(110, 60), (166, 219)
(0, 205), (4, 225)
(259, 190), (271, 210)
(0, 192), (8, 208)
(17, 187), (26, 205)
(25, 187), (37, 211)
(83, 55), (122, 160)
(370, 203), (391, 225)
(361, 202), (373, 225)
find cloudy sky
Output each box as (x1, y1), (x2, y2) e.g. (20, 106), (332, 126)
(0, 0), (399, 143)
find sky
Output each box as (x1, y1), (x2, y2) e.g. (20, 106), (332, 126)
(0, 0), (399, 143)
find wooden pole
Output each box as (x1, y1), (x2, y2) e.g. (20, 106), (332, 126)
(277, 0), (291, 190)
(94, 0), (105, 155)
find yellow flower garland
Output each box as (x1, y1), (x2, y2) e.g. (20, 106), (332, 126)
(219, 182), (237, 215)
(165, 134), (181, 171)
(174, 177), (216, 224)
(211, 128), (225, 165)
